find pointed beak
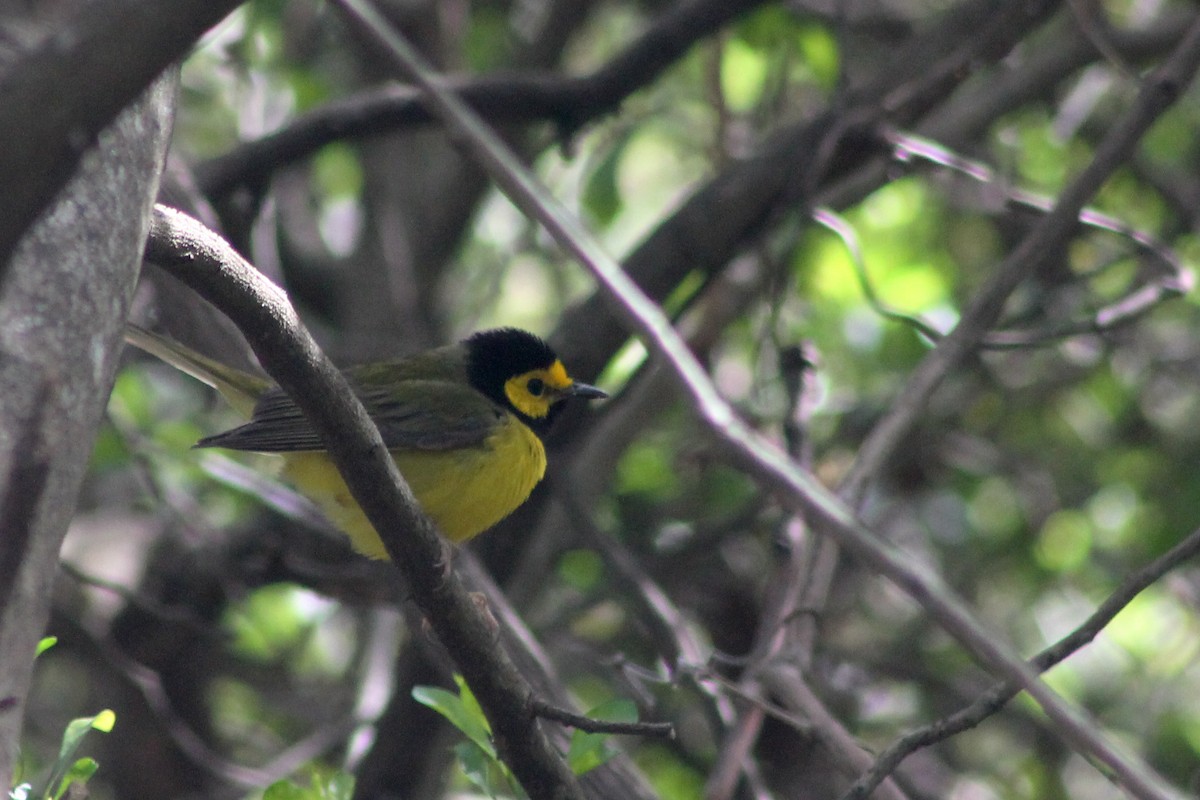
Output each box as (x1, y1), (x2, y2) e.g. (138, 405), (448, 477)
(567, 381), (607, 400)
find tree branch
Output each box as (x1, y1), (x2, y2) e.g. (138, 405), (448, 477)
(0, 383), (50, 621)
(840, 14), (1200, 505)
(195, 0), (771, 200)
(529, 699), (674, 738)
(555, 0), (1062, 383)
(844, 522), (1200, 800)
(326, 0), (1198, 796)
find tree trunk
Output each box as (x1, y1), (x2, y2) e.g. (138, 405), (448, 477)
(0, 35), (176, 785)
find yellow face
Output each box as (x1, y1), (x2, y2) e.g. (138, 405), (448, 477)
(504, 360), (575, 419)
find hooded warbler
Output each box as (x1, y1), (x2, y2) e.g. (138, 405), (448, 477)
(124, 325), (606, 559)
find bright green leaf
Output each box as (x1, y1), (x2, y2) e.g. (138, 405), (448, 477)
(455, 676), (489, 734)
(52, 758), (98, 800)
(262, 769), (354, 800)
(40, 710), (115, 800)
(412, 680), (494, 758)
(57, 711), (116, 763)
(89, 710), (116, 734)
(263, 780), (307, 800)
(797, 23), (839, 87)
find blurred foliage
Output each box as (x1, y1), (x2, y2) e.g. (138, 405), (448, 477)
(258, 769), (354, 800)
(28, 0), (1200, 798)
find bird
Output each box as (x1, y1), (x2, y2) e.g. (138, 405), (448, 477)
(124, 324), (607, 559)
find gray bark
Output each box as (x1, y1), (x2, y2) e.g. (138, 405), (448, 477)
(0, 58), (176, 789)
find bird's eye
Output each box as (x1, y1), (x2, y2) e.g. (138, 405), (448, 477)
(527, 378), (545, 397)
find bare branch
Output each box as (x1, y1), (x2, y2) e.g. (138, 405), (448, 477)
(195, 0), (772, 200)
(761, 664), (912, 800)
(530, 699), (674, 738)
(327, 0), (1200, 796)
(845, 522), (1200, 800)
(706, 344), (821, 800)
(841, 15), (1200, 505)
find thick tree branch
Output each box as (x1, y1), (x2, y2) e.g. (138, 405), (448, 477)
(327, 1), (1194, 797)
(0, 0), (242, 273)
(0, 55), (175, 787)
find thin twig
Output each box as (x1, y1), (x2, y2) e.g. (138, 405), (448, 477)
(61, 610), (354, 789)
(813, 208), (943, 342)
(876, 129), (1193, 348)
(762, 664), (912, 800)
(1066, 0), (1138, 80)
(529, 699), (674, 738)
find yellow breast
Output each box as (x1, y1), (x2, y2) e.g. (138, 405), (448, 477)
(281, 414), (546, 559)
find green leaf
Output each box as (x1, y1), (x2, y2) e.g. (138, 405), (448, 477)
(454, 677), (489, 733)
(721, 37), (769, 112)
(51, 759), (97, 800)
(567, 699), (638, 776)
(412, 679), (494, 758)
(35, 637), (56, 657)
(414, 678), (524, 796)
(797, 22), (839, 88)
(454, 741), (497, 797)
(40, 711), (114, 800)
(88, 710), (116, 734)
(262, 769), (354, 800)
(263, 781), (307, 800)
(57, 711), (114, 764)
(320, 772), (355, 800)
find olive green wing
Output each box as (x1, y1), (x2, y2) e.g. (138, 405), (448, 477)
(196, 379), (504, 453)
